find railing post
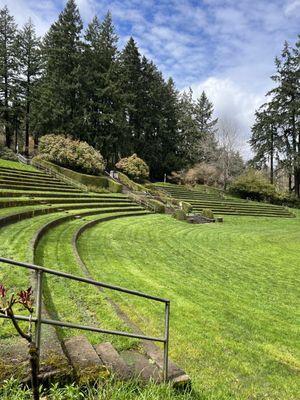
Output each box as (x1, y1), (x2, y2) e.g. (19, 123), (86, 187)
(163, 301), (170, 382)
(35, 270), (43, 371)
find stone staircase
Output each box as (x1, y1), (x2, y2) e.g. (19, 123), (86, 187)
(64, 336), (188, 386)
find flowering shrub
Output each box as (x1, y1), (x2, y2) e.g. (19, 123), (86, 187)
(184, 163), (219, 186)
(116, 154), (149, 182)
(38, 134), (105, 175)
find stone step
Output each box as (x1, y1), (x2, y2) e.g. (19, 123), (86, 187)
(120, 349), (162, 382)
(142, 341), (190, 387)
(95, 342), (131, 380)
(64, 335), (104, 383)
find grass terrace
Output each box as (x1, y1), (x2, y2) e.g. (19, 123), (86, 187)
(77, 213), (300, 399)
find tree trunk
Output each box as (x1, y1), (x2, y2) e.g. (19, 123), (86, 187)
(270, 130), (274, 184)
(295, 168), (300, 198)
(288, 173), (292, 193)
(24, 73), (30, 157)
(4, 53), (11, 148)
(34, 135), (39, 150)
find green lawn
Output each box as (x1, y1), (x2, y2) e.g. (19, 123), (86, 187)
(0, 159), (38, 172)
(77, 213), (300, 400)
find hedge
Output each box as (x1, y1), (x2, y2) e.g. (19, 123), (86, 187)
(172, 210), (187, 221)
(147, 199), (165, 213)
(181, 201), (193, 213)
(201, 209), (214, 220)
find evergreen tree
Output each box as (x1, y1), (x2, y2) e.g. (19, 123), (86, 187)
(159, 77), (181, 176)
(17, 20), (41, 156)
(178, 89), (218, 166)
(83, 12), (126, 165)
(250, 102), (278, 184)
(194, 91), (218, 162)
(268, 41), (299, 196)
(251, 38), (300, 196)
(120, 37), (143, 152)
(138, 58), (180, 177)
(195, 92), (218, 136)
(178, 88), (198, 165)
(36, 0), (83, 137)
(0, 6), (18, 148)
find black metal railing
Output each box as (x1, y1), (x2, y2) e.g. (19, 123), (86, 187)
(0, 257), (170, 381)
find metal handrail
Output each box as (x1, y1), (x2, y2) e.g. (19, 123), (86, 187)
(0, 257), (170, 381)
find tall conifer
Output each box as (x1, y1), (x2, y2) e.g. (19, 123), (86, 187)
(37, 0), (83, 136)
(0, 6), (18, 148)
(18, 20), (41, 155)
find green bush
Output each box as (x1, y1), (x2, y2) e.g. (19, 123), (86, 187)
(181, 201), (193, 214)
(147, 199), (165, 213)
(0, 145), (18, 161)
(38, 134), (105, 175)
(229, 169), (277, 201)
(172, 209), (187, 221)
(108, 179), (122, 193)
(116, 154), (149, 181)
(201, 209), (214, 219)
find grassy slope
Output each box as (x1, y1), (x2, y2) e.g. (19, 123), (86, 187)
(0, 212), (72, 339)
(78, 213), (300, 400)
(0, 159), (38, 172)
(34, 213), (149, 350)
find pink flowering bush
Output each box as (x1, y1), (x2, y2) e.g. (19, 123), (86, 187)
(38, 134), (105, 175)
(116, 154), (149, 182)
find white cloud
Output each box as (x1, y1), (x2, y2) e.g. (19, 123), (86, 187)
(76, 0), (97, 22)
(0, 0), (57, 35)
(284, 0), (300, 15)
(190, 77), (265, 159)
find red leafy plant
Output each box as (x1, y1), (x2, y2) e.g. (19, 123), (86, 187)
(0, 284), (39, 400)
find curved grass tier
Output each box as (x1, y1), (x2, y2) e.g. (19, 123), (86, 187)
(155, 183), (294, 217)
(1, 160), (299, 398)
(77, 213), (300, 399)
(0, 161), (151, 381)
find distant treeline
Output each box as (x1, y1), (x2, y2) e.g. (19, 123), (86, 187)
(0, 0), (244, 179)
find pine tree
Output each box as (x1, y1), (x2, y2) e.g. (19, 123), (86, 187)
(120, 37), (143, 152)
(250, 102), (278, 184)
(123, 55), (180, 178)
(36, 0), (83, 137)
(159, 77), (181, 176)
(17, 19), (41, 156)
(269, 41), (300, 196)
(0, 6), (18, 148)
(194, 91), (218, 162)
(178, 88), (198, 165)
(251, 38), (300, 196)
(83, 12), (126, 165)
(178, 90), (218, 166)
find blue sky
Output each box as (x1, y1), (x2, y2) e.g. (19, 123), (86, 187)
(2, 0), (300, 157)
